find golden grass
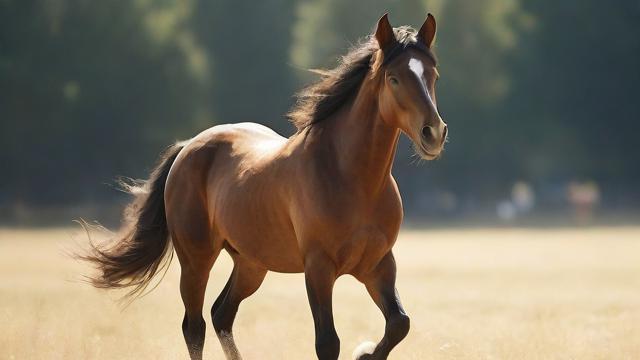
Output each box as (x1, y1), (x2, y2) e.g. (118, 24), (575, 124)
(1, 227), (639, 359)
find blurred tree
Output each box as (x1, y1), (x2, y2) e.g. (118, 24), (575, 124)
(432, 0), (532, 202)
(505, 0), (640, 206)
(0, 0), (209, 205)
(291, 0), (433, 75)
(1, 0), (639, 218)
(192, 0), (296, 135)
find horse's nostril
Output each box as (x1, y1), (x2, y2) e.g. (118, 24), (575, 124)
(421, 126), (432, 140)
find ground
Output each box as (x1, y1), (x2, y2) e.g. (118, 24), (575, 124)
(1, 227), (639, 359)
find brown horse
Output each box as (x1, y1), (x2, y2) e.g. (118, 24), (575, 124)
(82, 13), (447, 360)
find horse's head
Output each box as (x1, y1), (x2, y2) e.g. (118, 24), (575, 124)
(373, 14), (447, 160)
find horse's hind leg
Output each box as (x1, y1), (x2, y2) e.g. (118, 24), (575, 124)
(211, 256), (267, 360)
(179, 261), (213, 360)
(171, 215), (221, 359)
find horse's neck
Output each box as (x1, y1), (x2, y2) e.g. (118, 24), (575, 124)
(329, 83), (400, 196)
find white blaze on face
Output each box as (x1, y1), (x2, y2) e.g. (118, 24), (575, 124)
(408, 57), (435, 104)
(408, 57), (424, 79)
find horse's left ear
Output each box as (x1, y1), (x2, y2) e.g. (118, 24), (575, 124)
(418, 13), (437, 48)
(375, 13), (396, 52)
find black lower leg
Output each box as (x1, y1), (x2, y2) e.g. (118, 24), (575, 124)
(305, 255), (339, 360)
(314, 325), (340, 360)
(182, 313), (206, 360)
(212, 302), (239, 334)
(211, 261), (267, 360)
(211, 275), (232, 320)
(358, 252), (410, 360)
(383, 311), (410, 350)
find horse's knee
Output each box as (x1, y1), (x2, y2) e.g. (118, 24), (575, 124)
(212, 305), (237, 333)
(386, 313), (410, 344)
(315, 330), (340, 360)
(182, 313), (206, 336)
(212, 309), (227, 333)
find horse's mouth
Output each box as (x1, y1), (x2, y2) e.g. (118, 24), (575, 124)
(416, 140), (442, 160)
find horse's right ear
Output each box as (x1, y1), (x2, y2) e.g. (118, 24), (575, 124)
(374, 13), (395, 52)
(417, 13), (437, 48)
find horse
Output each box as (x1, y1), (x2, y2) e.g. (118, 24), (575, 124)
(81, 13), (447, 360)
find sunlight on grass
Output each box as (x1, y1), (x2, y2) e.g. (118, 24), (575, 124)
(0, 227), (639, 359)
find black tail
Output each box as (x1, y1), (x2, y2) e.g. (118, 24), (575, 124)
(79, 142), (184, 299)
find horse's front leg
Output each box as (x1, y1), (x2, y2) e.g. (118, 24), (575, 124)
(355, 251), (410, 360)
(305, 254), (340, 360)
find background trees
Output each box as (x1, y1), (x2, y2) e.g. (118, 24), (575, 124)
(1, 0), (638, 221)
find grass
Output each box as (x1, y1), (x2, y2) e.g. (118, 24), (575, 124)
(1, 227), (639, 359)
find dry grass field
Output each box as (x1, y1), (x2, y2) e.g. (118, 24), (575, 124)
(1, 227), (639, 359)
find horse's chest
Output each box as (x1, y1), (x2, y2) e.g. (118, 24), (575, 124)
(334, 224), (396, 276)
(319, 192), (402, 275)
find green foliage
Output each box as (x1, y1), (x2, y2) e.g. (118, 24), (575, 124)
(0, 0), (209, 204)
(1, 0), (638, 214)
(291, 0), (431, 77)
(431, 0), (533, 197)
(506, 0), (640, 187)
(192, 0), (296, 134)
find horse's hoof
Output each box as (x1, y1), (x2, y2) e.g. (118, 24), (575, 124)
(352, 341), (376, 360)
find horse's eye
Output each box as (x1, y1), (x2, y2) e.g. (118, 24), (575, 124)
(389, 77), (399, 86)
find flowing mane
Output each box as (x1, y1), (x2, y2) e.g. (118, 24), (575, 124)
(288, 26), (435, 130)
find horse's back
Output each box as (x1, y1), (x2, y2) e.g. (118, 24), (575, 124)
(170, 122), (287, 176)
(189, 122), (285, 153)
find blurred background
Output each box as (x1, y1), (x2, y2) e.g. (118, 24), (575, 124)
(2, 3), (640, 358)
(2, 0), (639, 227)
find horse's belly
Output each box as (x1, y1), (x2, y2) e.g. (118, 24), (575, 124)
(228, 230), (304, 273)
(213, 188), (304, 273)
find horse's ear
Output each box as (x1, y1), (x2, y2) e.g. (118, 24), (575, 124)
(375, 13), (395, 52)
(418, 13), (437, 48)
